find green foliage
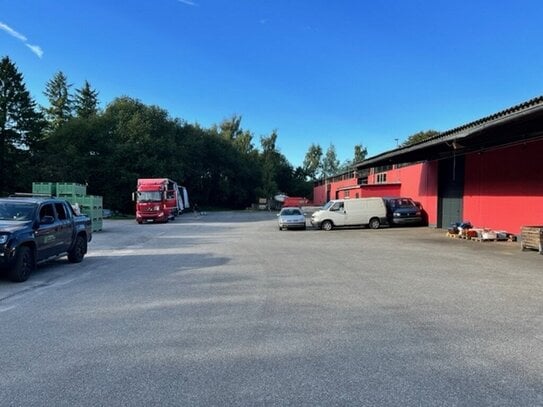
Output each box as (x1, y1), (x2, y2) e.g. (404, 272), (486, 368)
(353, 144), (368, 163)
(303, 143), (323, 180)
(43, 71), (73, 130)
(322, 144), (340, 178)
(2, 57), (314, 212)
(0, 56), (44, 194)
(75, 80), (99, 118)
(401, 130), (439, 147)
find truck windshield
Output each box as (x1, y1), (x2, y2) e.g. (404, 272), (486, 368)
(0, 202), (37, 221)
(137, 191), (162, 202)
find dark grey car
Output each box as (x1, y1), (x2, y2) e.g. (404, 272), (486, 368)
(384, 197), (423, 226)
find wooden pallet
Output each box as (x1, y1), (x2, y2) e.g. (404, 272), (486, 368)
(521, 226), (543, 254)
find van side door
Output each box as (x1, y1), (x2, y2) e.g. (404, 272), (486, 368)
(329, 201), (346, 226)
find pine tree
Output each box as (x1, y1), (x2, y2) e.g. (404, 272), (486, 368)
(0, 56), (43, 194)
(74, 80), (99, 118)
(43, 71), (73, 129)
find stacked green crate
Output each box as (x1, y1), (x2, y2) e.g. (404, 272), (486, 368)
(32, 182), (57, 196)
(79, 195), (103, 232)
(56, 182), (87, 197)
(41, 182), (103, 232)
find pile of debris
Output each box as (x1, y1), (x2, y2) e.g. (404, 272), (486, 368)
(446, 221), (517, 242)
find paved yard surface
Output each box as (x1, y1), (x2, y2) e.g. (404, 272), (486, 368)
(1, 211), (542, 406)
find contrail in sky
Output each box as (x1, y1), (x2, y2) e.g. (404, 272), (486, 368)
(0, 21), (43, 58)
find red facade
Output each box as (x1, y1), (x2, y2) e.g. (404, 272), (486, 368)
(463, 139), (543, 234)
(313, 139), (543, 234)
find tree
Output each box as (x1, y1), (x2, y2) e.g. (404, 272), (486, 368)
(353, 144), (368, 163)
(303, 143), (323, 180)
(0, 56), (44, 194)
(401, 130), (439, 147)
(74, 80), (99, 118)
(215, 115), (254, 154)
(259, 131), (279, 200)
(43, 71), (73, 130)
(322, 144), (340, 178)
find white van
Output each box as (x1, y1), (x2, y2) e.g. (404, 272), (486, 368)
(310, 198), (387, 231)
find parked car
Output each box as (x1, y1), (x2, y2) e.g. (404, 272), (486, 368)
(0, 196), (92, 282)
(384, 197), (423, 226)
(310, 197), (387, 231)
(277, 207), (307, 230)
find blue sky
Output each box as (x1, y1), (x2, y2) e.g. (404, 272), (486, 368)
(2, 1), (543, 167)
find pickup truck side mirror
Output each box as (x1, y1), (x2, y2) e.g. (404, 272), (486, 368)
(40, 215), (55, 225)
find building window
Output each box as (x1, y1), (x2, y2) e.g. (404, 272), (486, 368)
(344, 190), (350, 198)
(374, 164), (393, 173)
(376, 173), (387, 184)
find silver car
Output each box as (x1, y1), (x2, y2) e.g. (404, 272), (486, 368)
(277, 207), (306, 230)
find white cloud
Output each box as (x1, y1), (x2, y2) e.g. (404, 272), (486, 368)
(0, 21), (43, 58)
(178, 0), (197, 6)
(26, 44), (44, 58)
(0, 22), (27, 41)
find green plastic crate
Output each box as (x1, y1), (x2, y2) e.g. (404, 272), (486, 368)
(80, 195), (103, 208)
(91, 218), (103, 232)
(32, 182), (56, 195)
(58, 195), (83, 207)
(56, 182), (87, 197)
(80, 206), (102, 219)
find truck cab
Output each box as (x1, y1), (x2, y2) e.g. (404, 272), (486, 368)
(134, 178), (188, 224)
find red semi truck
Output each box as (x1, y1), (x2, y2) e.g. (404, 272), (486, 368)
(134, 178), (189, 224)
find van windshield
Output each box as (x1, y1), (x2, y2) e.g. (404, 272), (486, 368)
(322, 201), (334, 210)
(323, 201), (343, 211)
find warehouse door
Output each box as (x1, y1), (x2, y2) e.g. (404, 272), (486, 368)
(438, 156), (464, 228)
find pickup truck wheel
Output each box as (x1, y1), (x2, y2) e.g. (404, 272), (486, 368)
(68, 235), (87, 263)
(321, 220), (333, 231)
(369, 217), (381, 229)
(8, 246), (34, 282)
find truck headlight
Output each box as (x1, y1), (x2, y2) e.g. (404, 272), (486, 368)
(0, 234), (9, 244)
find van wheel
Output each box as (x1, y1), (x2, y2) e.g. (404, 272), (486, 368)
(369, 217), (380, 229)
(321, 220), (333, 231)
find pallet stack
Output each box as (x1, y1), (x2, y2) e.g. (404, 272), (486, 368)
(446, 222), (516, 242)
(520, 226), (543, 254)
(32, 182), (103, 232)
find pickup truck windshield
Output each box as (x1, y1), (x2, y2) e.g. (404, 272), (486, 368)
(0, 202), (38, 221)
(137, 191), (162, 202)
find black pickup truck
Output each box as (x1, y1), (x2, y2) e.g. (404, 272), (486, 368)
(0, 196), (92, 282)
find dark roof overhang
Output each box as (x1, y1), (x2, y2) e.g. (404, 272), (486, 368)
(355, 96), (543, 170)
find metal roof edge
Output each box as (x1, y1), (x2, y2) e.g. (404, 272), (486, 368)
(356, 95), (543, 169)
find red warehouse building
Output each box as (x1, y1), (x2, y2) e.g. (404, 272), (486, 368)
(314, 96), (543, 235)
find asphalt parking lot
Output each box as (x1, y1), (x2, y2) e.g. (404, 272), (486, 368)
(1, 211), (542, 406)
